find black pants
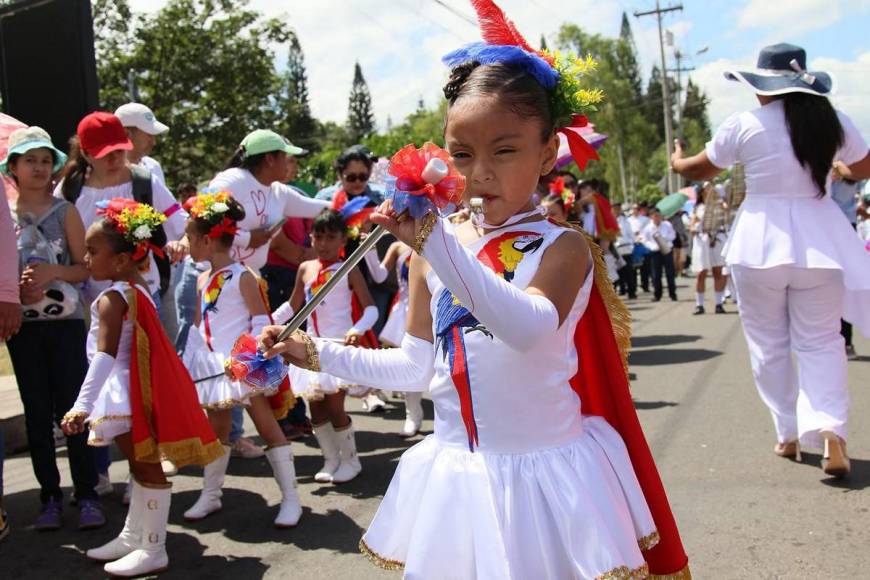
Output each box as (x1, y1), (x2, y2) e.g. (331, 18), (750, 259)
(6, 320), (98, 503)
(260, 264), (309, 426)
(617, 258), (637, 298)
(650, 251), (677, 300)
(841, 319), (853, 348)
(637, 254), (651, 291)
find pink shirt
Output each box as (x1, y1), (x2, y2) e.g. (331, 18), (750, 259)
(0, 180), (20, 304)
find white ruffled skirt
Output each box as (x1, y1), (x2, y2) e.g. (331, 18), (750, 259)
(182, 330), (276, 409)
(360, 416), (657, 580)
(87, 369), (132, 447)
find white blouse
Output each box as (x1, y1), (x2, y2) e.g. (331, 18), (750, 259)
(55, 173), (186, 297)
(209, 168), (328, 271)
(706, 99), (870, 335)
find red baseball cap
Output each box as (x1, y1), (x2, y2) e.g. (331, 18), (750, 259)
(77, 112), (133, 159)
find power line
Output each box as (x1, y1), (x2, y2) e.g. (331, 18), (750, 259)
(430, 0), (477, 26)
(635, 1), (683, 192)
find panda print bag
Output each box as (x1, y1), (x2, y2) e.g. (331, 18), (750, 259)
(15, 200), (80, 320)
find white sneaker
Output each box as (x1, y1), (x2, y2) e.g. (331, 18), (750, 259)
(362, 392), (386, 413)
(160, 458), (178, 477)
(94, 473), (113, 497)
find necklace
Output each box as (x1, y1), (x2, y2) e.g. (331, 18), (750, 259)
(472, 206), (546, 230)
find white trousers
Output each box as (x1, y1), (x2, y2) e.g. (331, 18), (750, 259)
(730, 266), (848, 449)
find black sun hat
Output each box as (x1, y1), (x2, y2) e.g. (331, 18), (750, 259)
(724, 43), (833, 96)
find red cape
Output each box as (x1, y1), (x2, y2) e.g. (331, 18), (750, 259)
(592, 193), (620, 242)
(128, 287), (223, 468)
(568, 226), (690, 578)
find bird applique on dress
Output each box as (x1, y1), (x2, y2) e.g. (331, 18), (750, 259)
(434, 230), (544, 451)
(202, 267), (234, 351)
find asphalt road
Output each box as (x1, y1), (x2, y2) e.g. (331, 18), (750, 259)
(2, 280), (869, 579)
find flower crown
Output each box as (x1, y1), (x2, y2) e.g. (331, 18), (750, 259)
(548, 176), (576, 212)
(442, 0), (603, 170)
(96, 198), (166, 261)
(183, 190), (239, 239)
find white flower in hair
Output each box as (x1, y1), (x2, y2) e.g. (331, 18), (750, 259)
(211, 202), (229, 214)
(133, 224), (152, 240)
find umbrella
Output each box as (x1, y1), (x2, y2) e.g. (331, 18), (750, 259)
(555, 122), (608, 169)
(656, 192), (689, 218)
(0, 113), (27, 202)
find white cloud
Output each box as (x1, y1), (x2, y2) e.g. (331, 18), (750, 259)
(735, 0), (870, 39)
(813, 52), (870, 140)
(128, 0), (623, 131)
(690, 51), (870, 142)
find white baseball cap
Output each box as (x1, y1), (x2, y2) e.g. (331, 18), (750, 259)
(114, 103), (169, 135)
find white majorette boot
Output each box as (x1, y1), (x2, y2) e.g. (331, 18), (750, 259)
(87, 478), (143, 562)
(312, 421), (340, 483)
(265, 444), (303, 528)
(331, 420), (362, 484)
(183, 445), (231, 521)
(104, 482), (171, 577)
(400, 392), (424, 438)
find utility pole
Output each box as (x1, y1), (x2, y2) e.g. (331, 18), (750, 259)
(669, 49), (695, 141)
(635, 1), (682, 193)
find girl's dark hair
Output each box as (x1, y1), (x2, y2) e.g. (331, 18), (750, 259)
(543, 193), (578, 221)
(59, 136), (90, 202)
(96, 221), (149, 267)
(781, 93), (844, 198)
(225, 147), (270, 172)
(312, 209), (346, 234)
(543, 193), (566, 212)
(443, 61), (554, 142)
(188, 196), (246, 247)
(335, 145), (375, 175)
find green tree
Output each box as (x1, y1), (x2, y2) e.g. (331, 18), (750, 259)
(347, 62), (375, 142)
(280, 35), (317, 152)
(555, 24), (660, 203)
(617, 12), (643, 103)
(93, 0), (292, 185)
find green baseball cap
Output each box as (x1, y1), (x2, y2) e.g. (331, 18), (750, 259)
(0, 126), (68, 176)
(240, 129), (306, 158)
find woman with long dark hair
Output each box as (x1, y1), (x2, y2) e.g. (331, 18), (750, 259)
(672, 44), (870, 478)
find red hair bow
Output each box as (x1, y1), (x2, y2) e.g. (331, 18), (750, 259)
(207, 216), (239, 239)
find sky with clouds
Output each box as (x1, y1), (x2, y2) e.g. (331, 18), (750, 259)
(129, 0), (870, 141)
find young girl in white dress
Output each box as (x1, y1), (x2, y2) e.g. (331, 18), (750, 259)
(377, 241), (426, 437)
(61, 199), (222, 577)
(259, 1), (689, 577)
(274, 209), (378, 485)
(180, 191), (302, 527)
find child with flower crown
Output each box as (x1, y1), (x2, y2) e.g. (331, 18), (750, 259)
(179, 190), (303, 527)
(61, 198), (222, 577)
(271, 208), (379, 485)
(259, 1), (690, 578)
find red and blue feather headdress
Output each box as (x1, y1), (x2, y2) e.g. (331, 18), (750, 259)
(443, 0), (604, 170)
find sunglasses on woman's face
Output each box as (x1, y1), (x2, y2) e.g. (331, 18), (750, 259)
(343, 172), (369, 183)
